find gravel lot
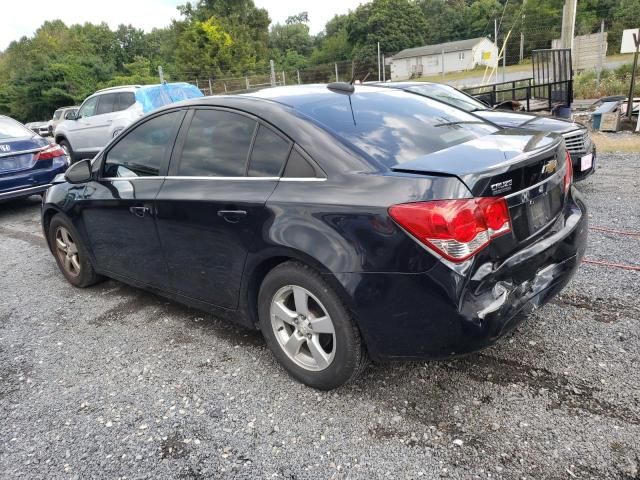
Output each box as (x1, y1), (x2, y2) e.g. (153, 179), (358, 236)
(1, 152), (639, 479)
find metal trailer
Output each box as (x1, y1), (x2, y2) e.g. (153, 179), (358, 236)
(463, 49), (573, 113)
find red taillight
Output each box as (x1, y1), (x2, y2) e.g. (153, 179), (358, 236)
(34, 144), (66, 161)
(389, 197), (511, 263)
(564, 150), (573, 192)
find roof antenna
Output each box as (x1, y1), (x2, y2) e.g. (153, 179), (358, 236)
(348, 95), (357, 126)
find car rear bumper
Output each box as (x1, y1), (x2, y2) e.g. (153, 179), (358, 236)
(570, 144), (596, 181)
(0, 162), (66, 200)
(334, 188), (588, 361)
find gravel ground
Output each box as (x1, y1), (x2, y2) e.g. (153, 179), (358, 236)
(1, 152), (639, 479)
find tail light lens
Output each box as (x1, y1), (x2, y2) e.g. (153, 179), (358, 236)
(389, 197), (511, 262)
(34, 144), (66, 161)
(563, 150), (573, 192)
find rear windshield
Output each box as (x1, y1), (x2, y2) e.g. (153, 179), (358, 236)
(292, 89), (497, 166)
(407, 84), (488, 113)
(0, 117), (33, 140)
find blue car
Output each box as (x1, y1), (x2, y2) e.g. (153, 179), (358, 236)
(0, 115), (69, 201)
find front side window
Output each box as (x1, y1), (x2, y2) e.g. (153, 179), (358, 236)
(248, 125), (292, 177)
(96, 93), (118, 115)
(78, 96), (99, 119)
(178, 109), (256, 177)
(103, 111), (182, 178)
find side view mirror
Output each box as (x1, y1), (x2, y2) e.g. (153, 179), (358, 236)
(65, 111), (77, 120)
(64, 159), (92, 184)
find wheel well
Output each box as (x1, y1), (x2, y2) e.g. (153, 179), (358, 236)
(54, 134), (67, 145)
(42, 208), (60, 248)
(245, 256), (291, 327)
(244, 254), (355, 330)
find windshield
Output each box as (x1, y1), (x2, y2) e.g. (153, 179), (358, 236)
(53, 110), (63, 120)
(0, 117), (34, 140)
(292, 88), (497, 166)
(407, 84), (488, 113)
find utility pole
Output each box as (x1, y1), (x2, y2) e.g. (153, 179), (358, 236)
(382, 54), (386, 81)
(335, 63), (339, 82)
(158, 66), (164, 84)
(596, 19), (605, 88)
(269, 60), (276, 87)
(560, 0), (577, 50)
(519, 1), (526, 63)
(494, 19), (497, 47)
(627, 31), (639, 120)
(377, 42), (381, 81)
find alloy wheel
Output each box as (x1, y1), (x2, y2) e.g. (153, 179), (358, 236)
(270, 285), (336, 371)
(55, 226), (81, 277)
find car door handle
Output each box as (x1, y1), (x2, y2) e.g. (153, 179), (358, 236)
(129, 206), (151, 218)
(217, 210), (247, 223)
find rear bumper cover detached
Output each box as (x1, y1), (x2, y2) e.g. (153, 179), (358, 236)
(335, 188), (588, 361)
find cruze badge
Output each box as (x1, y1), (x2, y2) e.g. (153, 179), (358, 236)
(541, 159), (558, 175)
(490, 179), (513, 195)
(0, 144), (10, 152)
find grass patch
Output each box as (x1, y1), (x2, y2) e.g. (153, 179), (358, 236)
(591, 132), (640, 152)
(574, 63), (638, 99)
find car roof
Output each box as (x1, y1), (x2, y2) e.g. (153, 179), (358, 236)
(239, 84), (394, 108)
(375, 81), (437, 89)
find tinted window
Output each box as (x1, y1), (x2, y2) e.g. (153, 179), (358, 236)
(116, 92), (135, 111)
(78, 97), (99, 118)
(96, 93), (117, 115)
(248, 126), (291, 177)
(104, 111), (182, 178)
(285, 89), (497, 166)
(178, 109), (256, 177)
(0, 117), (34, 140)
(407, 84), (488, 113)
(283, 149), (317, 178)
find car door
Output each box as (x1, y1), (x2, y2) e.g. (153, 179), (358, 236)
(79, 109), (186, 288)
(68, 95), (100, 151)
(154, 108), (293, 309)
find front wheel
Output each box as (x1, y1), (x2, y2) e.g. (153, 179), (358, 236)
(258, 262), (368, 390)
(48, 214), (103, 288)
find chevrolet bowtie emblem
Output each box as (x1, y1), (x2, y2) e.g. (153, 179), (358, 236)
(541, 159), (558, 175)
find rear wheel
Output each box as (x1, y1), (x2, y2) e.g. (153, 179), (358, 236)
(49, 214), (103, 288)
(258, 261), (368, 390)
(58, 139), (74, 164)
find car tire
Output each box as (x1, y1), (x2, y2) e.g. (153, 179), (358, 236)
(58, 139), (75, 163)
(48, 214), (103, 288)
(258, 261), (368, 390)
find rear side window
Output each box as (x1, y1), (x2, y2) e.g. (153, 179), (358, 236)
(96, 94), (117, 115)
(103, 111), (182, 178)
(116, 92), (135, 111)
(248, 126), (292, 177)
(178, 109), (257, 177)
(283, 149), (318, 178)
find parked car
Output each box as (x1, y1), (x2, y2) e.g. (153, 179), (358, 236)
(55, 82), (203, 162)
(48, 106), (79, 137)
(0, 115), (69, 201)
(377, 81), (596, 181)
(25, 121), (49, 137)
(42, 84), (587, 389)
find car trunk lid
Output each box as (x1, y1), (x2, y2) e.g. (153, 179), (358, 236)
(0, 136), (49, 175)
(391, 129), (568, 248)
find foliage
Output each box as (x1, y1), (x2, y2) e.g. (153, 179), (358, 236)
(574, 64), (639, 99)
(0, 0), (637, 122)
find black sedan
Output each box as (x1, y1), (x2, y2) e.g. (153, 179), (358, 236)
(377, 81), (596, 181)
(42, 84), (587, 389)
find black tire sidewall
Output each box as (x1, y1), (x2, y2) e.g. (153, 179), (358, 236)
(258, 262), (362, 390)
(58, 139), (75, 163)
(48, 214), (98, 288)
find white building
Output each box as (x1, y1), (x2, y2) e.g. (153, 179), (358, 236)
(390, 37), (498, 80)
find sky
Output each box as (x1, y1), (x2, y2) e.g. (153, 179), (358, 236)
(1, 0), (368, 51)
